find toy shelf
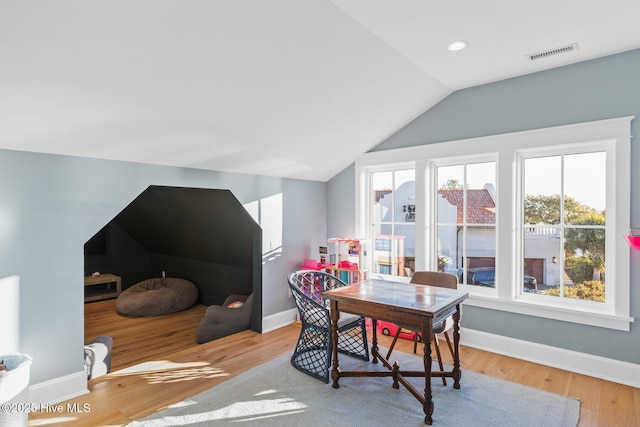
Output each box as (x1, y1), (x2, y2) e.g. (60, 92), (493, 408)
(326, 238), (369, 284)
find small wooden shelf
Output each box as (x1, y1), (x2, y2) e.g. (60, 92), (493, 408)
(84, 274), (122, 303)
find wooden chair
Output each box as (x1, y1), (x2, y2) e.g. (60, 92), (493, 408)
(288, 270), (369, 383)
(385, 271), (458, 385)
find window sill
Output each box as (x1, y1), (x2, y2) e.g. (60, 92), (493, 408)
(464, 294), (634, 331)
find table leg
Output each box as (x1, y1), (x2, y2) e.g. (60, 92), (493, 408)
(452, 304), (462, 389)
(422, 319), (434, 425)
(391, 361), (400, 389)
(330, 299), (341, 389)
(371, 318), (379, 364)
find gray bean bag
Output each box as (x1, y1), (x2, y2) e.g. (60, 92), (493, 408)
(196, 294), (253, 344)
(116, 278), (199, 317)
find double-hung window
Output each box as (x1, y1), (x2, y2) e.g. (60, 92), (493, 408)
(363, 165), (416, 277)
(356, 117), (633, 330)
(519, 149), (607, 303)
(433, 159), (498, 293)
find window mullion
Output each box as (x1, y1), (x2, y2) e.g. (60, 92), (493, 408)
(559, 154), (566, 299)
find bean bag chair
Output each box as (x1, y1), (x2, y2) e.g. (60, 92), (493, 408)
(116, 278), (199, 317)
(196, 294), (253, 344)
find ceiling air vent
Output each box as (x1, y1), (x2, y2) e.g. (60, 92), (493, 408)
(527, 43), (579, 61)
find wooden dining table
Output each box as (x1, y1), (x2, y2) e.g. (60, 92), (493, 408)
(323, 279), (469, 425)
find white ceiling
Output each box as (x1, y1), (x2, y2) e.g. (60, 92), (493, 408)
(1, 1), (639, 181)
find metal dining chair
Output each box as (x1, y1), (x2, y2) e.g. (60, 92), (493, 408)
(287, 270), (369, 383)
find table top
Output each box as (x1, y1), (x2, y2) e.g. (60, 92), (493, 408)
(322, 279), (468, 319)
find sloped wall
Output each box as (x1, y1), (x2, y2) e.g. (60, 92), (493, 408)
(333, 48), (640, 365)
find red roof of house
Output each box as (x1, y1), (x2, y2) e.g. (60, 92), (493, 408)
(438, 189), (495, 224)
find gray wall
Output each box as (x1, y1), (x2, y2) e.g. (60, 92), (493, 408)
(327, 164), (356, 239)
(329, 48), (640, 364)
(0, 149), (325, 384)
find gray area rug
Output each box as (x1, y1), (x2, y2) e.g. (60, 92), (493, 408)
(128, 349), (580, 427)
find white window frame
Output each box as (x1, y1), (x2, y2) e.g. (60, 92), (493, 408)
(428, 154), (499, 297)
(356, 116), (634, 331)
(356, 162), (415, 281)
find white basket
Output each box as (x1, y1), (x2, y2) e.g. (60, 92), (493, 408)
(0, 353), (33, 427)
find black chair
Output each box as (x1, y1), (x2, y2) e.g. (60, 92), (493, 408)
(195, 294), (253, 344)
(287, 270), (369, 383)
(385, 271), (459, 385)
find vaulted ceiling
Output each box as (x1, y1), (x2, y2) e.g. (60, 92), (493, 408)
(2, 1), (639, 181)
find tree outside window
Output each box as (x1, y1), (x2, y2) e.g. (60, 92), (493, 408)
(523, 152), (606, 302)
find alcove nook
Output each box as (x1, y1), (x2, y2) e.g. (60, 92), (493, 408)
(83, 185), (262, 333)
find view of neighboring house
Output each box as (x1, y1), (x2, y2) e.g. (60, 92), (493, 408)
(439, 185), (565, 287)
(374, 182), (563, 288)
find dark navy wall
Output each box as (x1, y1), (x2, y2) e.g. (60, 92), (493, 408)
(84, 186), (263, 331)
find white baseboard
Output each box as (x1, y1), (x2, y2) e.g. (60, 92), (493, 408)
(262, 308), (297, 333)
(461, 328), (640, 388)
(30, 322), (638, 405)
(262, 310), (640, 388)
(29, 370), (88, 405)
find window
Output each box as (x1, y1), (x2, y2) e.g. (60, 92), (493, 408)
(435, 161), (497, 290)
(521, 151), (606, 303)
(356, 117), (633, 330)
(369, 168), (416, 277)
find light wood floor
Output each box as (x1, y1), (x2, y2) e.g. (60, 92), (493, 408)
(28, 299), (639, 426)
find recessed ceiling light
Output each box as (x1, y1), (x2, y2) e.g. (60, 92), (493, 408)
(448, 40), (468, 52)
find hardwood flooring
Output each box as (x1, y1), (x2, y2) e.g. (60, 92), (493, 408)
(28, 299), (639, 426)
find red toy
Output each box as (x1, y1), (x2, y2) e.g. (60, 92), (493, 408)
(299, 258), (323, 270)
(366, 318), (422, 342)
